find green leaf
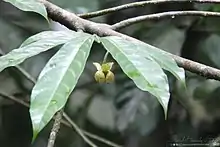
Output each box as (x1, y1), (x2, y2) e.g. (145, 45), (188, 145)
(102, 36), (185, 85)
(137, 42), (185, 86)
(20, 30), (75, 47)
(30, 33), (94, 140)
(3, 0), (48, 20)
(101, 37), (170, 118)
(0, 30), (78, 72)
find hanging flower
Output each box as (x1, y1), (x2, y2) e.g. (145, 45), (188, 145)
(93, 62), (115, 83)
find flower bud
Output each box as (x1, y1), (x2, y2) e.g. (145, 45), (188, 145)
(101, 62), (114, 72)
(94, 70), (105, 83)
(105, 70), (115, 83)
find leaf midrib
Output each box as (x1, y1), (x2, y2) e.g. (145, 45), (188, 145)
(135, 44), (185, 83)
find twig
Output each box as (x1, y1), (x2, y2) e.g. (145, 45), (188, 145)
(47, 109), (63, 147)
(111, 11), (220, 30)
(62, 114), (123, 147)
(73, 92), (97, 146)
(38, 0), (220, 81)
(78, 0), (220, 19)
(82, 131), (123, 147)
(15, 66), (37, 84)
(69, 91), (122, 147)
(0, 91), (29, 107)
(63, 113), (97, 147)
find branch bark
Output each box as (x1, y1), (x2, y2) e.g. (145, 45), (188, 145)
(78, 0), (220, 19)
(47, 110), (63, 147)
(39, 0), (220, 81)
(111, 11), (220, 30)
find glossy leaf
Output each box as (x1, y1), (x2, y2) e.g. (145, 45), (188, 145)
(102, 36), (185, 85)
(101, 37), (170, 118)
(30, 33), (94, 139)
(0, 31), (77, 72)
(137, 41), (185, 86)
(20, 30), (75, 47)
(3, 0), (48, 20)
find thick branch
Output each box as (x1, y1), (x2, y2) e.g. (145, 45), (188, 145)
(111, 11), (220, 30)
(39, 0), (220, 81)
(171, 55), (220, 80)
(47, 110), (63, 147)
(78, 0), (220, 19)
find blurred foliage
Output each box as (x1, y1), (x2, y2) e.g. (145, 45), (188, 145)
(1, 0), (220, 147)
(51, 0), (99, 13)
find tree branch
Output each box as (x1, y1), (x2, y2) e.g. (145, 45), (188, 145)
(111, 11), (220, 30)
(38, 0), (220, 81)
(171, 55), (220, 80)
(78, 0), (220, 19)
(47, 109), (63, 147)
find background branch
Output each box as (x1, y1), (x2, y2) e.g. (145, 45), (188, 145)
(78, 0), (220, 19)
(0, 91), (29, 107)
(63, 113), (97, 147)
(111, 11), (220, 30)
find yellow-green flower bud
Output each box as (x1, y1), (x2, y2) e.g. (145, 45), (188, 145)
(94, 70), (105, 83)
(105, 70), (115, 83)
(101, 62), (114, 72)
(93, 62), (115, 84)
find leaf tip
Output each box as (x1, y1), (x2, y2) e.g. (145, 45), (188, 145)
(162, 106), (168, 120)
(31, 130), (39, 144)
